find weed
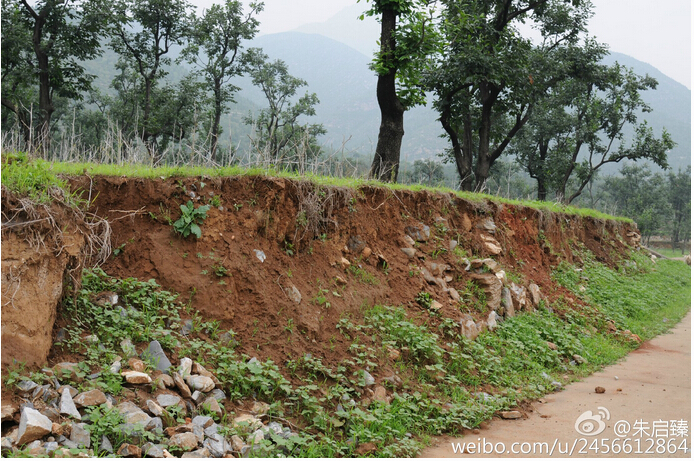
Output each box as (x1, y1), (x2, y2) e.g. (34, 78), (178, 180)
(459, 281), (488, 313)
(233, 202), (243, 211)
(113, 243), (126, 256)
(173, 201), (211, 239)
(415, 292), (433, 309)
(284, 240), (295, 256)
(347, 264), (379, 285)
(209, 195), (222, 207)
(213, 263), (229, 277)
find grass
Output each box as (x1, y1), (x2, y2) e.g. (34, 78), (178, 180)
(46, 160), (632, 222)
(649, 247), (690, 258)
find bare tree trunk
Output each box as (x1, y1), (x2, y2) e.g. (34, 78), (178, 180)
(369, 7), (404, 183)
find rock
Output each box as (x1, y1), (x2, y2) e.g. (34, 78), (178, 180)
(373, 385), (389, 404)
(127, 358), (146, 372)
(500, 411), (522, 420)
(70, 423), (90, 448)
(43, 441), (59, 453)
(17, 380), (39, 396)
(401, 248), (416, 258)
(157, 394), (185, 409)
(99, 435), (114, 454)
(109, 360), (122, 374)
(477, 218), (496, 233)
(509, 283), (527, 312)
(180, 320), (194, 335)
(53, 362), (80, 380)
(187, 375), (215, 392)
(117, 401), (152, 426)
(405, 223), (430, 242)
(162, 448), (174, 458)
(495, 270), (507, 284)
(251, 401), (270, 414)
(340, 257), (351, 270)
(73, 389), (107, 408)
(547, 341), (558, 350)
(551, 381), (563, 391)
(146, 400), (164, 416)
(121, 371), (152, 384)
(51, 422), (64, 436)
(204, 434), (231, 457)
(170, 432), (199, 450)
(528, 284), (541, 307)
(142, 442), (165, 458)
(429, 300), (443, 311)
(449, 240), (458, 251)
(231, 435), (245, 452)
(285, 285), (302, 304)
(182, 448), (210, 458)
(117, 443), (142, 457)
(201, 397), (223, 419)
(57, 385), (78, 398)
(158, 374), (175, 388)
(17, 407), (52, 445)
(233, 415), (262, 431)
(334, 275), (347, 285)
(204, 424), (219, 437)
(480, 234), (502, 255)
(448, 288), (460, 302)
(461, 317), (480, 341)
(1, 404), (18, 422)
(347, 235), (366, 254)
(248, 429), (265, 445)
(469, 273), (502, 311)
(60, 388), (81, 420)
(208, 389), (227, 402)
(191, 391), (205, 405)
(486, 311), (499, 332)
(179, 358), (193, 377)
(120, 338), (136, 357)
(173, 372), (192, 399)
(387, 348), (401, 361)
(146, 417), (164, 432)
(361, 247), (372, 259)
(193, 415), (215, 429)
(501, 287), (514, 318)
(595, 386), (606, 394)
(363, 370), (375, 386)
(141, 340), (172, 373)
(573, 354), (587, 364)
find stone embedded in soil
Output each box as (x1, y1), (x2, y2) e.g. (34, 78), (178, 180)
(528, 283), (541, 307)
(17, 380), (39, 395)
(480, 234), (502, 255)
(192, 415), (214, 429)
(509, 283), (527, 312)
(251, 401), (270, 415)
(191, 391), (205, 404)
(469, 273), (502, 311)
(233, 414), (262, 431)
(142, 442), (165, 458)
(147, 399), (164, 416)
(200, 397), (223, 419)
(170, 432), (199, 450)
(405, 223), (430, 242)
(58, 385), (78, 398)
(429, 300), (443, 311)
(230, 435), (245, 452)
(117, 443), (142, 457)
(187, 375), (216, 392)
(73, 389), (107, 408)
(449, 240), (458, 251)
(179, 357), (193, 377)
(53, 362), (80, 380)
(180, 320), (194, 335)
(461, 317), (480, 341)
(120, 338), (136, 357)
(501, 287), (515, 318)
(500, 411), (522, 420)
(373, 385), (389, 404)
(99, 435), (114, 454)
(17, 407), (53, 446)
(347, 235), (366, 254)
(121, 370), (152, 384)
(157, 394), (185, 409)
(362, 247), (372, 259)
(209, 389), (227, 402)
(547, 341), (558, 350)
(573, 354), (587, 364)
(158, 374), (175, 388)
(60, 388), (81, 420)
(487, 311), (499, 332)
(1, 404), (18, 422)
(204, 433), (231, 457)
(248, 429), (265, 444)
(70, 422), (90, 448)
(448, 288), (460, 301)
(401, 248), (416, 258)
(141, 340), (172, 373)
(363, 370), (375, 386)
(182, 448), (210, 458)
(117, 401), (152, 426)
(285, 285), (302, 304)
(595, 386), (606, 394)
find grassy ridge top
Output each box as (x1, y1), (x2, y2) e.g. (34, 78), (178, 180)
(47, 161), (632, 223)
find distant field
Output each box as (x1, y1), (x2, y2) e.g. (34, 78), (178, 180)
(649, 247), (690, 258)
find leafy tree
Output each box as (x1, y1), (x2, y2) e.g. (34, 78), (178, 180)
(666, 167), (691, 253)
(603, 164), (670, 245)
(360, 0), (438, 182)
(407, 159), (445, 186)
(109, 0), (194, 161)
(242, 48), (325, 170)
(427, 0), (591, 192)
(1, 0), (106, 154)
(181, 0), (263, 162)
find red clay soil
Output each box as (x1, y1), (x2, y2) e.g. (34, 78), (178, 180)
(19, 175), (635, 382)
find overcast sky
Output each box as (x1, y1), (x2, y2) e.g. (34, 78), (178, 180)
(192, 0), (692, 89)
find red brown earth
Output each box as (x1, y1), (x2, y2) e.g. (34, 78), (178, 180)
(2, 175), (641, 403)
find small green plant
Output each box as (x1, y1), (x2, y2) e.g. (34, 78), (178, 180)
(296, 210), (308, 227)
(347, 264), (379, 285)
(213, 263), (229, 277)
(459, 280), (488, 313)
(209, 195), (222, 207)
(113, 243), (126, 256)
(233, 202), (243, 211)
(415, 292), (432, 309)
(284, 240), (295, 256)
(173, 201), (211, 238)
(312, 287), (331, 309)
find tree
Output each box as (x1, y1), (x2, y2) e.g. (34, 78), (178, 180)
(360, 0), (438, 182)
(181, 0), (263, 162)
(110, 0), (194, 161)
(1, 0), (106, 154)
(427, 0), (591, 191)
(666, 167), (691, 253)
(243, 48), (325, 170)
(408, 159), (445, 186)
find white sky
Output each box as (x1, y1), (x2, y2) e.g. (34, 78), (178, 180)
(191, 0), (692, 89)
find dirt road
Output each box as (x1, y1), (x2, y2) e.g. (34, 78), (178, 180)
(421, 312), (691, 458)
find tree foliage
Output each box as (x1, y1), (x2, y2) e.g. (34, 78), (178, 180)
(242, 48), (325, 170)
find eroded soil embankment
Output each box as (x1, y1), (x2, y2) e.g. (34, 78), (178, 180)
(24, 175), (638, 372)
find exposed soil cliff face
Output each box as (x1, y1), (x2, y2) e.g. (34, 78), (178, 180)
(48, 175), (641, 371)
(1, 195), (87, 367)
